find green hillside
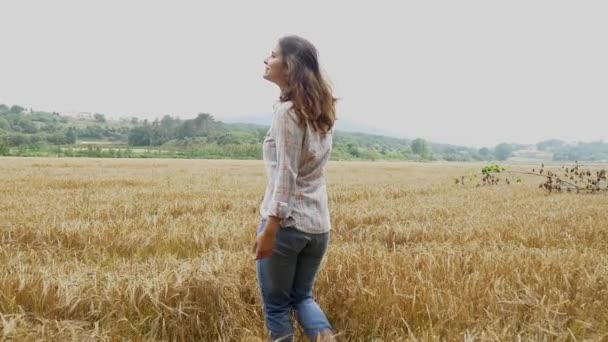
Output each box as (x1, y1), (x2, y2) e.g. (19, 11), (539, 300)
(1, 104), (606, 162)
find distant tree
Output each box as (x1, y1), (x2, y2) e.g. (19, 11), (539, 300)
(177, 122), (197, 140)
(43, 122), (59, 133)
(551, 141), (608, 161)
(6, 133), (30, 146)
(0, 104), (9, 113)
(359, 149), (381, 161)
(494, 143), (513, 161)
(478, 147), (493, 160)
(10, 105), (24, 114)
(149, 120), (171, 146)
(192, 113), (216, 136)
(94, 113), (106, 122)
(0, 118), (9, 130)
(79, 125), (105, 139)
(160, 115), (180, 131)
(399, 146), (413, 159)
(0, 142), (8, 155)
(128, 126), (152, 146)
(411, 138), (431, 157)
(174, 114), (215, 140)
(216, 133), (240, 145)
(256, 128), (268, 143)
(347, 142), (360, 157)
(17, 118), (38, 133)
(536, 139), (565, 151)
(66, 128), (77, 144)
(47, 132), (68, 145)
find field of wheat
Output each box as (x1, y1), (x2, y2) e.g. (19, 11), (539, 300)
(0, 157), (607, 341)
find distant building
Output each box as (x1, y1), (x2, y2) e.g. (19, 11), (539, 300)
(62, 111), (94, 120)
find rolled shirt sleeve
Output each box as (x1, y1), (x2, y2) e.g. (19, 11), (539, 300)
(267, 107), (303, 219)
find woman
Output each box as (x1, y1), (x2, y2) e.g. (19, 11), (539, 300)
(253, 35), (337, 342)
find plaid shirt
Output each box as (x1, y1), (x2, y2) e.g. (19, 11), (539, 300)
(260, 101), (333, 234)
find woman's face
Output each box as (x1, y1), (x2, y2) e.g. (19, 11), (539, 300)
(263, 44), (287, 87)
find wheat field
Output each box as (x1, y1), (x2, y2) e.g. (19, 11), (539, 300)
(0, 157), (607, 341)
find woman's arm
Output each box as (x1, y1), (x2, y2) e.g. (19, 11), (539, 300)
(255, 106), (303, 260)
(266, 106), (303, 221)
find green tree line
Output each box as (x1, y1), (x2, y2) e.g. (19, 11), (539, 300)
(1, 104), (606, 162)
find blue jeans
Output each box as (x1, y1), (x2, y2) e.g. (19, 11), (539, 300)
(256, 218), (333, 341)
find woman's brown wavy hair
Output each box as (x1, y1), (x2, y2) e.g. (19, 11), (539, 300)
(278, 35), (337, 134)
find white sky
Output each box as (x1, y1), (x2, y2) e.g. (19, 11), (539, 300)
(1, 1), (606, 147)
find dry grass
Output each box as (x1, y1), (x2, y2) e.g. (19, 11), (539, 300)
(0, 157), (607, 341)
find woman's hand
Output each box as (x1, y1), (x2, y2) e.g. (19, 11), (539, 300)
(253, 216), (281, 260)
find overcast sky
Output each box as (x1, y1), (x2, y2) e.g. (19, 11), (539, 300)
(1, 1), (606, 147)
